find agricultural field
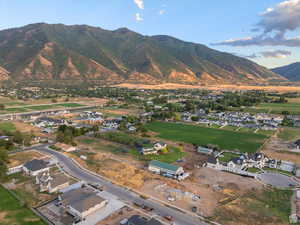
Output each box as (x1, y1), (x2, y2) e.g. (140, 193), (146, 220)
(0, 186), (46, 225)
(244, 102), (300, 114)
(146, 122), (267, 153)
(213, 189), (293, 225)
(278, 127), (300, 141)
(0, 103), (85, 114)
(0, 122), (16, 132)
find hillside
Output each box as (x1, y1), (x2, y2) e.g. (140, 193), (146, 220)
(272, 62), (300, 81)
(0, 23), (285, 85)
(0, 66), (9, 80)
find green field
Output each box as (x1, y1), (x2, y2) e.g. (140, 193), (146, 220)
(0, 122), (16, 132)
(218, 152), (240, 163)
(243, 102), (300, 114)
(1, 103), (85, 114)
(0, 186), (45, 225)
(146, 122), (267, 153)
(278, 127), (300, 141)
(129, 146), (185, 163)
(79, 137), (185, 163)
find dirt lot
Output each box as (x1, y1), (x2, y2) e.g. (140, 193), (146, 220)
(8, 150), (47, 167)
(13, 121), (46, 136)
(102, 108), (141, 116)
(262, 134), (300, 165)
(67, 151), (157, 189)
(5, 174), (54, 207)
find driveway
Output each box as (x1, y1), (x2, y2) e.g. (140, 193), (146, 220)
(257, 172), (300, 188)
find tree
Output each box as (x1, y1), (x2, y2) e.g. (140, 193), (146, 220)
(0, 104), (5, 110)
(0, 149), (8, 181)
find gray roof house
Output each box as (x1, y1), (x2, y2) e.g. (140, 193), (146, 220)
(23, 159), (49, 176)
(59, 186), (108, 220)
(121, 215), (163, 225)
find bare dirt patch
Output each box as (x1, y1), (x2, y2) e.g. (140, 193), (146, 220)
(8, 150), (46, 167)
(262, 135), (300, 164)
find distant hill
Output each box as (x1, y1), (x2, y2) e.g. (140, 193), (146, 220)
(272, 62), (300, 81)
(0, 23), (285, 85)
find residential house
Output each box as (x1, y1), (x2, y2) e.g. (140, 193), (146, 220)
(139, 142), (167, 155)
(23, 159), (49, 176)
(59, 186), (108, 221)
(148, 160), (188, 180)
(197, 146), (214, 155)
(279, 161), (295, 173)
(34, 117), (65, 128)
(0, 136), (10, 141)
(205, 157), (219, 169)
(36, 171), (70, 193)
(295, 140), (300, 150)
(120, 215), (163, 225)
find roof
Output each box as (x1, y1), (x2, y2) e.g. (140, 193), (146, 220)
(207, 156), (217, 164)
(51, 173), (70, 188)
(149, 160), (180, 172)
(126, 215), (163, 225)
(197, 146), (213, 154)
(23, 159), (48, 172)
(61, 187), (106, 213)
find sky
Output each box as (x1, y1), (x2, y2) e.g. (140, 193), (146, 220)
(0, 0), (299, 68)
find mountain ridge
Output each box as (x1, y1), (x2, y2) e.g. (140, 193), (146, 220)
(0, 23), (286, 85)
(272, 62), (300, 82)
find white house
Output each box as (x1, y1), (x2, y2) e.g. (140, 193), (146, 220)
(23, 159), (49, 176)
(36, 171), (70, 193)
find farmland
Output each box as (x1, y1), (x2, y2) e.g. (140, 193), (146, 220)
(278, 127), (300, 141)
(0, 122), (16, 132)
(244, 102), (300, 114)
(0, 103), (85, 114)
(0, 186), (45, 225)
(146, 122), (267, 153)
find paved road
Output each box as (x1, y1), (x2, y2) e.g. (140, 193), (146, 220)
(35, 146), (208, 225)
(257, 172), (300, 188)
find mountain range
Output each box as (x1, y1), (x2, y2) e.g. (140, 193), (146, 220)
(272, 62), (300, 82)
(0, 23), (286, 85)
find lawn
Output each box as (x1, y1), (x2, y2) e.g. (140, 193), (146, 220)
(2, 103), (85, 114)
(78, 138), (185, 163)
(213, 189), (293, 225)
(0, 122), (16, 132)
(218, 152), (240, 163)
(221, 125), (238, 131)
(0, 186), (46, 225)
(256, 129), (276, 136)
(129, 146), (186, 163)
(146, 122), (267, 153)
(278, 127), (300, 141)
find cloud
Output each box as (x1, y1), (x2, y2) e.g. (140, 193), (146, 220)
(214, 0), (300, 47)
(135, 13), (143, 21)
(233, 50), (291, 59)
(134, 0), (144, 10)
(260, 50), (291, 58)
(258, 0), (300, 34)
(159, 10), (166, 15)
